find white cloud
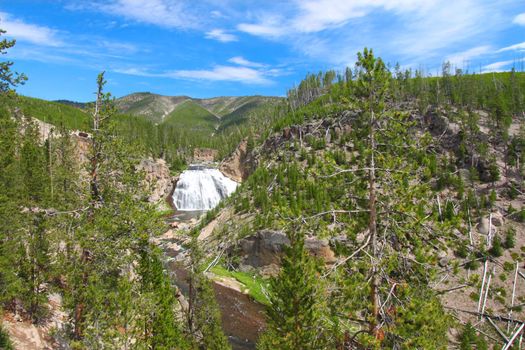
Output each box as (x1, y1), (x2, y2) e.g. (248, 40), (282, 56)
(498, 41), (525, 52)
(113, 67), (157, 77)
(514, 12), (525, 26)
(100, 40), (139, 54)
(228, 56), (264, 67)
(0, 12), (63, 46)
(445, 45), (492, 66)
(114, 64), (275, 84)
(237, 0), (435, 37)
(205, 29), (238, 42)
(170, 65), (272, 84)
(237, 0), (504, 66)
(99, 0), (199, 29)
(483, 60), (515, 72)
(237, 21), (286, 38)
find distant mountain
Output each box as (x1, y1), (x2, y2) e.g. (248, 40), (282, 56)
(115, 92), (282, 126)
(115, 92), (189, 124)
(53, 99), (91, 110)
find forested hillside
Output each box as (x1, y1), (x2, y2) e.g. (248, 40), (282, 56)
(2, 17), (525, 349)
(26, 92), (282, 172)
(0, 67), (232, 350)
(189, 50), (525, 349)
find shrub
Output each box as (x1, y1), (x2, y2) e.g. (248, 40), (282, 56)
(488, 235), (503, 257)
(503, 227), (516, 249)
(465, 259), (480, 270)
(0, 325), (13, 350)
(455, 243), (469, 258)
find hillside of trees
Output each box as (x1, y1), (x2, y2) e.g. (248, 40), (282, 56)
(2, 21), (525, 350)
(191, 51), (525, 349)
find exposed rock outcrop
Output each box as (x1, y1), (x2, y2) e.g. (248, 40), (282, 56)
(220, 139), (255, 182)
(423, 109), (461, 149)
(193, 148), (218, 162)
(235, 230), (336, 269)
(137, 158), (175, 203)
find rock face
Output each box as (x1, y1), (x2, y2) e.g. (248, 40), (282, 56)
(71, 133), (91, 164)
(137, 158), (175, 203)
(220, 139), (255, 182)
(193, 148), (218, 162)
(237, 230), (336, 268)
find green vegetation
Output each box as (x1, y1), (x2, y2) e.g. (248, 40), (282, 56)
(0, 324), (13, 350)
(0, 33), (229, 348)
(210, 265), (270, 305)
(2, 20), (525, 349)
(163, 99), (218, 131)
(257, 230), (329, 350)
(17, 95), (91, 130)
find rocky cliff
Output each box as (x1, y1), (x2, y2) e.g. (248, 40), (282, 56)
(219, 139), (256, 182)
(137, 158), (176, 203)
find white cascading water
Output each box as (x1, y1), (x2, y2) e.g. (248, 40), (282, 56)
(173, 165), (238, 211)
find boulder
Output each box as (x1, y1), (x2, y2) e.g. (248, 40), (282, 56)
(476, 217), (497, 235)
(438, 257), (449, 267)
(239, 230), (290, 267)
(237, 230), (337, 268)
(490, 211), (504, 227)
(282, 127), (291, 139)
(305, 237), (336, 263)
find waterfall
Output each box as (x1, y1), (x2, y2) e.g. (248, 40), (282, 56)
(173, 165), (238, 211)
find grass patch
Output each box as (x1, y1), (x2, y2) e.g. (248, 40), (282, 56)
(210, 265), (270, 306)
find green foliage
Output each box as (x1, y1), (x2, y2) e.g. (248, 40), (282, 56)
(458, 322), (488, 350)
(258, 230), (329, 350)
(17, 96), (91, 130)
(163, 99), (218, 132)
(187, 240), (231, 350)
(488, 235), (503, 257)
(0, 323), (13, 350)
(390, 286), (451, 349)
(210, 265), (269, 305)
(504, 227), (516, 249)
(455, 242), (469, 258)
(0, 29), (27, 93)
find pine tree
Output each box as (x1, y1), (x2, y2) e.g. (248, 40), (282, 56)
(0, 29), (27, 93)
(60, 73), (190, 347)
(257, 230), (328, 350)
(138, 248), (191, 349)
(329, 48), (451, 347)
(18, 213), (50, 322)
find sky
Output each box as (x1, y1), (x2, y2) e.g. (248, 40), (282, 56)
(1, 0), (525, 102)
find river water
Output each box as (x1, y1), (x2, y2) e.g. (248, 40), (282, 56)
(169, 265), (266, 350)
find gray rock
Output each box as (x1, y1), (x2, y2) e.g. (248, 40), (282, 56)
(237, 230), (336, 267)
(477, 217), (497, 235)
(438, 257), (449, 267)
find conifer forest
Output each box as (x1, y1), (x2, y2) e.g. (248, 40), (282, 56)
(1, 3), (525, 349)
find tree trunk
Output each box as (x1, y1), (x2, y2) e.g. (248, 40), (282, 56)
(368, 107), (380, 338)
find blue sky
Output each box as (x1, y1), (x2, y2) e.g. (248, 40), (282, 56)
(1, 0), (525, 101)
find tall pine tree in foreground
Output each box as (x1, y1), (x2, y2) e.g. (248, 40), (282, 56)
(60, 73), (191, 348)
(257, 230), (328, 350)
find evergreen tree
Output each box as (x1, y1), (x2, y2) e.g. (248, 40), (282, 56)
(0, 29), (27, 93)
(257, 230), (328, 350)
